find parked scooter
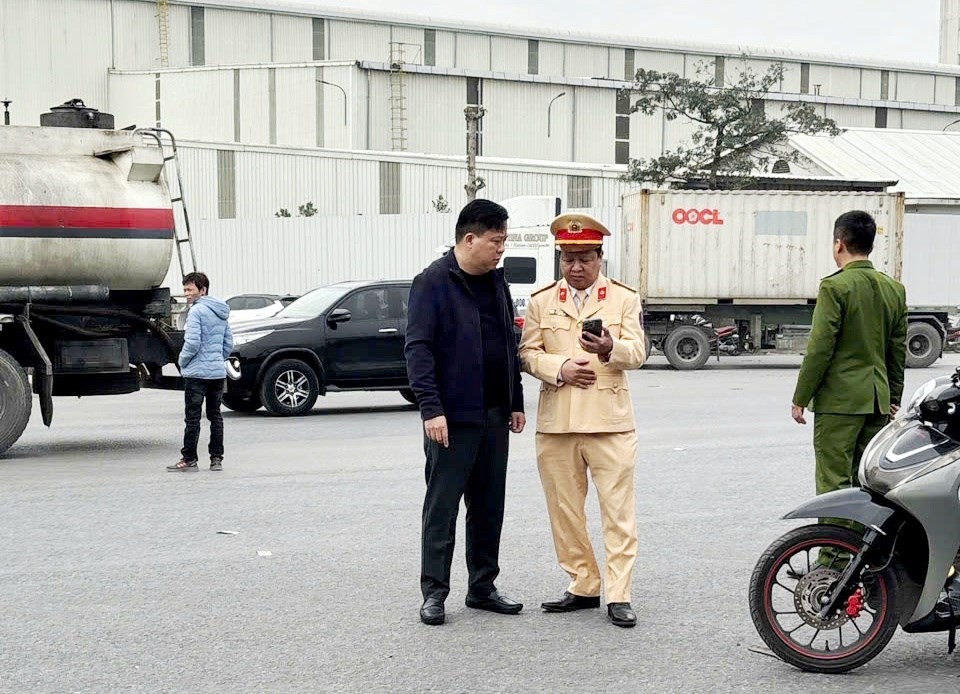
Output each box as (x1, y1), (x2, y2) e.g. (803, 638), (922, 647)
(749, 368), (960, 673)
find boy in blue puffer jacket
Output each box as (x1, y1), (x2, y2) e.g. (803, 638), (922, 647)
(168, 272), (234, 472)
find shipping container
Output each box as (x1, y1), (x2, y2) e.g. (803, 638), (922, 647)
(619, 190), (947, 371)
(620, 190), (904, 303)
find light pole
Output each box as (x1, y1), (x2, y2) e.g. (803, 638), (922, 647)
(547, 91), (566, 138)
(316, 79), (347, 126)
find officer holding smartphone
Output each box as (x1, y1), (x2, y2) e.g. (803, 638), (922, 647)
(519, 212), (647, 628)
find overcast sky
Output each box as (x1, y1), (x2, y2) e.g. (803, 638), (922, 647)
(282, 0), (942, 64)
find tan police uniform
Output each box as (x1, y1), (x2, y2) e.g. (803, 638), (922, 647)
(519, 213), (646, 605)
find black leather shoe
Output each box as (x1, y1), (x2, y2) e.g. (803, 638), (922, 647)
(465, 590), (523, 615)
(420, 597), (445, 625)
(607, 602), (637, 628)
(541, 591), (601, 613)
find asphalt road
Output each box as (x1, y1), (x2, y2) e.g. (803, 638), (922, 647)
(4, 353), (960, 693)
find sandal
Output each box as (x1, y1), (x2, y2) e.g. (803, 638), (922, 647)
(166, 458), (198, 472)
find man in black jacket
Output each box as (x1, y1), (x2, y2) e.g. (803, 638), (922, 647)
(405, 199), (526, 626)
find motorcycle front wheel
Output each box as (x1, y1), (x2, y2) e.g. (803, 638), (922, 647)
(749, 524), (902, 674)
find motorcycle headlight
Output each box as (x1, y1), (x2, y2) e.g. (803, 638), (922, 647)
(905, 378), (939, 416)
(233, 330), (274, 346)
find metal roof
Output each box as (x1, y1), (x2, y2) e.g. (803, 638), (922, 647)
(789, 129), (960, 200)
(151, 0), (960, 76)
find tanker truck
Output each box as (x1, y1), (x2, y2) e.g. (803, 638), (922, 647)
(0, 101), (188, 456)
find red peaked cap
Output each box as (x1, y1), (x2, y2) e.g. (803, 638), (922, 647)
(549, 213), (610, 247)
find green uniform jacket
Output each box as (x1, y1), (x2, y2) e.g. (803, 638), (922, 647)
(793, 260), (908, 415)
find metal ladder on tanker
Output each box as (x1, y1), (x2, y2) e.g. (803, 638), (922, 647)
(136, 128), (197, 280)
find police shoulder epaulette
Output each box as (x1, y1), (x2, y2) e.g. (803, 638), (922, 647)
(530, 281), (558, 297)
(609, 279), (639, 293)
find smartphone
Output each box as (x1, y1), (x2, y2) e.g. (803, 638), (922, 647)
(582, 318), (603, 337)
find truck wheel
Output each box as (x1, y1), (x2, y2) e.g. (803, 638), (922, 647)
(259, 359), (319, 416)
(222, 393), (263, 413)
(0, 348), (32, 456)
(906, 322), (941, 369)
(664, 326), (711, 371)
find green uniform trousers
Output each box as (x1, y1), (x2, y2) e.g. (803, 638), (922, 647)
(814, 412), (889, 566)
(814, 412), (889, 497)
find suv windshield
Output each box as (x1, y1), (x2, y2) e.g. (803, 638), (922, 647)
(277, 286), (351, 319)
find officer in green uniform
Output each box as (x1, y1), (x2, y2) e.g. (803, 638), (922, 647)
(791, 210), (908, 506)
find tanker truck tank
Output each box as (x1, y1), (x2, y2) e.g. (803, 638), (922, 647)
(0, 101), (175, 291)
(0, 101), (188, 457)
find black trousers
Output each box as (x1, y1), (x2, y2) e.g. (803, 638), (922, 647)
(421, 407), (510, 601)
(181, 377), (225, 461)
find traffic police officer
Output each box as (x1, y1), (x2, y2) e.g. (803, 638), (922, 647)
(519, 212), (647, 628)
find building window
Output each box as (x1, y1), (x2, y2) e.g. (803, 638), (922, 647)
(751, 99), (764, 118)
(503, 257), (537, 285)
(379, 161), (401, 214)
(567, 176), (592, 208)
(312, 18), (326, 61)
(528, 39), (539, 75)
(615, 92), (631, 165)
(956, 77), (960, 106)
(190, 6), (205, 67)
(714, 56), (725, 88)
(624, 49), (635, 81)
(424, 29), (436, 67)
(875, 107), (888, 129)
(467, 77), (481, 106)
(216, 150), (235, 219)
(800, 63), (810, 94)
(880, 70), (890, 100)
(466, 78), (483, 156)
(615, 141), (630, 165)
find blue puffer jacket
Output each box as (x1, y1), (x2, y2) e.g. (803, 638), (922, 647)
(179, 296), (234, 380)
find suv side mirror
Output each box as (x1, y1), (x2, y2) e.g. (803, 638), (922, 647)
(327, 308), (352, 327)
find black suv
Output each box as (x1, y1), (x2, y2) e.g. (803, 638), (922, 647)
(224, 280), (414, 415)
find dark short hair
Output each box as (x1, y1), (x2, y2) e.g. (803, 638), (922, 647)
(834, 211), (876, 255)
(182, 272), (210, 292)
(455, 199), (509, 243)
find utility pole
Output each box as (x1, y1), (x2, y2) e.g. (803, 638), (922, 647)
(464, 105), (486, 201)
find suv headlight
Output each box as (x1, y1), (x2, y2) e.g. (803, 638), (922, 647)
(234, 330), (274, 346)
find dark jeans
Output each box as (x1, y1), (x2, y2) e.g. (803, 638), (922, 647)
(421, 407), (510, 601)
(182, 378), (225, 461)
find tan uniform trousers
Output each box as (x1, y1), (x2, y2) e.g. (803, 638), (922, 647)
(536, 430), (638, 604)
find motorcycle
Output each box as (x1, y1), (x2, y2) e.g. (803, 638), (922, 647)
(749, 368), (960, 673)
(714, 325), (741, 356)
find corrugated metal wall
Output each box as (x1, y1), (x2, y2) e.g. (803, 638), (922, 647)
(112, 0), (159, 69)
(329, 19), (391, 62)
(174, 141), (632, 221)
(163, 214), (455, 296)
(897, 73), (937, 103)
(0, 0), (112, 126)
(564, 44), (611, 79)
(400, 74), (470, 155)
(160, 70), (234, 138)
(454, 32), (490, 71)
(902, 211), (960, 307)
(108, 72), (156, 128)
(573, 89), (616, 163)
(483, 81), (573, 161)
(205, 8), (271, 65)
(491, 37), (528, 73)
(271, 14), (313, 63)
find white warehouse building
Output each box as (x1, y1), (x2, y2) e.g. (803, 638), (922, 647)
(6, 0), (960, 169)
